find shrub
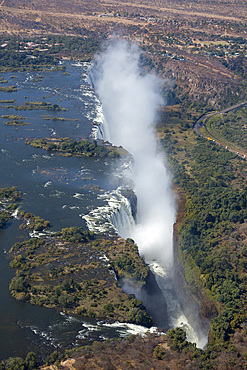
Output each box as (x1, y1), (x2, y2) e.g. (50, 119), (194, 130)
(153, 345), (166, 360)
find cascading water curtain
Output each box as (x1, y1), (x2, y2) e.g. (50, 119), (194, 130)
(89, 39), (176, 271)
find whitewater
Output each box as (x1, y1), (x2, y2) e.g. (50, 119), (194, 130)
(84, 39), (207, 348)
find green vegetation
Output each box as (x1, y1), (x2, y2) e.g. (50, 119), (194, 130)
(0, 187), (21, 201)
(0, 36), (58, 72)
(0, 208), (15, 228)
(4, 120), (29, 126)
(2, 115), (23, 120)
(113, 238), (149, 284)
(0, 187), (21, 228)
(0, 352), (37, 370)
(8, 228), (153, 327)
(0, 6), (247, 369)
(0, 86), (18, 92)
(153, 344), (167, 360)
(166, 328), (196, 352)
(204, 107), (247, 154)
(55, 327), (241, 369)
(14, 101), (68, 112)
(0, 33), (104, 72)
(42, 115), (78, 121)
(2, 114), (29, 126)
(160, 97), (247, 365)
(26, 137), (124, 158)
(0, 100), (15, 104)
(56, 227), (94, 244)
(18, 211), (50, 232)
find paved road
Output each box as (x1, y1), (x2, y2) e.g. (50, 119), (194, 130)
(194, 100), (247, 159)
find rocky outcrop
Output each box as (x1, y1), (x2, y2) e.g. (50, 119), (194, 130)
(119, 269), (169, 331)
(120, 188), (137, 220)
(172, 194), (216, 345)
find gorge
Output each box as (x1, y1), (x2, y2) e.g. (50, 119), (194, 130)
(0, 44), (209, 363)
(87, 39), (209, 347)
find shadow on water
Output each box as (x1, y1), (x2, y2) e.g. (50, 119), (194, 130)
(120, 272), (169, 331)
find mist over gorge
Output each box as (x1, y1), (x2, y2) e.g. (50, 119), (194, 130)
(87, 39), (211, 349)
(89, 39), (176, 270)
(1, 0), (247, 365)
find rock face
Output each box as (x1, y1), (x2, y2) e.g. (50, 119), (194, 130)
(120, 188), (137, 220)
(172, 225), (211, 345)
(119, 270), (169, 331)
(141, 271), (168, 330)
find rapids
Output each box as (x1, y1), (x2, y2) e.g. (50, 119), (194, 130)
(87, 39), (208, 348)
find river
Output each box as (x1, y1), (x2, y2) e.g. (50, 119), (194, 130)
(0, 60), (208, 361)
(0, 61), (159, 361)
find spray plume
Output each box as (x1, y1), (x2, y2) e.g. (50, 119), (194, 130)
(90, 39), (176, 271)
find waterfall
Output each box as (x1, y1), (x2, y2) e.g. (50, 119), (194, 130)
(83, 187), (135, 238)
(109, 194), (135, 239)
(86, 38), (208, 348)
(88, 39), (176, 271)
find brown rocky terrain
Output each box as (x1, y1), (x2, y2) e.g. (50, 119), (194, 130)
(1, 0), (246, 107)
(1, 1), (247, 368)
(0, 1), (245, 103)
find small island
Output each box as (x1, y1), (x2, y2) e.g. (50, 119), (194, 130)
(2, 114), (29, 126)
(14, 101), (69, 112)
(8, 226), (153, 327)
(42, 115), (78, 121)
(0, 86), (18, 92)
(26, 137), (127, 158)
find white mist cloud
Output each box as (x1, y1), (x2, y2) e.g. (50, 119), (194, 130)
(91, 39), (176, 270)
